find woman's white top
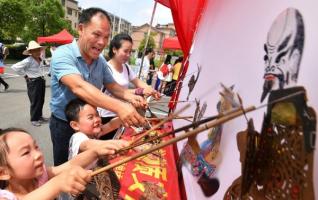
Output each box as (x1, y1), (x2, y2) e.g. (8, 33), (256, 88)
(97, 61), (137, 117)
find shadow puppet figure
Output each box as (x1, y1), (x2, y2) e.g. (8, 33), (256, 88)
(225, 8), (316, 200)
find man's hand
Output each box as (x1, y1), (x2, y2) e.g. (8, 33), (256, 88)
(117, 102), (146, 127)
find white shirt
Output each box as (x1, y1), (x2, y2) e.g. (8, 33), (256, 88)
(97, 61), (137, 117)
(141, 57), (150, 79)
(68, 132), (97, 169)
(11, 56), (45, 78)
(0, 190), (18, 200)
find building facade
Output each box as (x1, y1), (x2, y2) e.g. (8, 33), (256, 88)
(107, 12), (132, 37)
(60, 0), (80, 29)
(131, 23), (176, 54)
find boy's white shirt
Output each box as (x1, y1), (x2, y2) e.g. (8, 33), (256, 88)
(68, 132), (97, 169)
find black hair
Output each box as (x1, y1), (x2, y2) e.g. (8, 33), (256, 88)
(65, 98), (88, 122)
(0, 127), (28, 136)
(108, 33), (133, 59)
(145, 48), (154, 55)
(79, 7), (111, 26)
(137, 51), (143, 58)
(174, 56), (183, 65)
(164, 55), (172, 64)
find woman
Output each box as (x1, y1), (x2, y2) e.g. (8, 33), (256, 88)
(98, 33), (160, 140)
(157, 55), (172, 93)
(165, 56), (183, 96)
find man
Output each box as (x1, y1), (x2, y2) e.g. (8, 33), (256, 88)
(140, 48), (155, 82)
(50, 7), (146, 165)
(11, 41), (48, 126)
(0, 42), (9, 91)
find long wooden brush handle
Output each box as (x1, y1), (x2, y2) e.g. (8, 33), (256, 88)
(91, 105), (255, 176)
(116, 107), (243, 154)
(146, 116), (193, 121)
(131, 104), (191, 144)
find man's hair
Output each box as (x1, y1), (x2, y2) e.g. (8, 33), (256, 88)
(145, 48), (154, 55)
(79, 7), (111, 26)
(65, 98), (88, 122)
(108, 33), (133, 58)
(164, 55), (172, 64)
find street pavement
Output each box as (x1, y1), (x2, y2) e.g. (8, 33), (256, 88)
(0, 64), (54, 165)
(0, 64), (169, 166)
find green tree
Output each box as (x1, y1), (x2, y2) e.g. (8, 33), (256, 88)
(20, 0), (74, 42)
(0, 0), (26, 41)
(138, 32), (156, 52)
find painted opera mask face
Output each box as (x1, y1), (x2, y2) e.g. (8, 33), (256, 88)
(261, 8), (304, 102)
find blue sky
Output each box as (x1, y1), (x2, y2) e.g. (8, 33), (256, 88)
(77, 0), (173, 26)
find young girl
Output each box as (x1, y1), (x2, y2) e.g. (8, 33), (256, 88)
(0, 128), (126, 200)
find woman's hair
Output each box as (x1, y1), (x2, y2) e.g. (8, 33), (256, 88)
(164, 55), (172, 64)
(0, 128), (29, 189)
(108, 33), (133, 59)
(65, 98), (88, 123)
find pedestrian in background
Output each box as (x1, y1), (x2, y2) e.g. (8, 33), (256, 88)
(0, 42), (9, 91)
(11, 41), (49, 127)
(139, 48), (155, 82)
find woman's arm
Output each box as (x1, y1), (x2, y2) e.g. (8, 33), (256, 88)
(131, 78), (161, 99)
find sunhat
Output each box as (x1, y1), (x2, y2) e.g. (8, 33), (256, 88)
(23, 41), (47, 55)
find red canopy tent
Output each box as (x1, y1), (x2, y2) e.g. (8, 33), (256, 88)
(37, 29), (74, 44)
(162, 37), (181, 50)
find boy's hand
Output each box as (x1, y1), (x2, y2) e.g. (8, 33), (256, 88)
(58, 166), (91, 196)
(93, 139), (130, 156)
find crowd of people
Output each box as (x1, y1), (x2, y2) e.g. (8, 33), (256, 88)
(0, 6), (183, 200)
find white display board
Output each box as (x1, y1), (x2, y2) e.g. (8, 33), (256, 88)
(173, 0), (318, 199)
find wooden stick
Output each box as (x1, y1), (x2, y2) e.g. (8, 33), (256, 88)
(115, 107), (243, 154)
(116, 91), (304, 156)
(91, 105), (256, 176)
(146, 116), (194, 121)
(148, 100), (194, 104)
(130, 103), (191, 144)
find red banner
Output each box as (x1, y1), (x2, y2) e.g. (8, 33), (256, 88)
(112, 122), (181, 200)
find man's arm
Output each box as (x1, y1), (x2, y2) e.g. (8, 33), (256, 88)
(60, 74), (145, 127)
(11, 58), (29, 76)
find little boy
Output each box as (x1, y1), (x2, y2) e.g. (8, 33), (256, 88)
(65, 98), (128, 167)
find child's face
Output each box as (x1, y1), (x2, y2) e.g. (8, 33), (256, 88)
(73, 104), (102, 137)
(5, 131), (44, 180)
